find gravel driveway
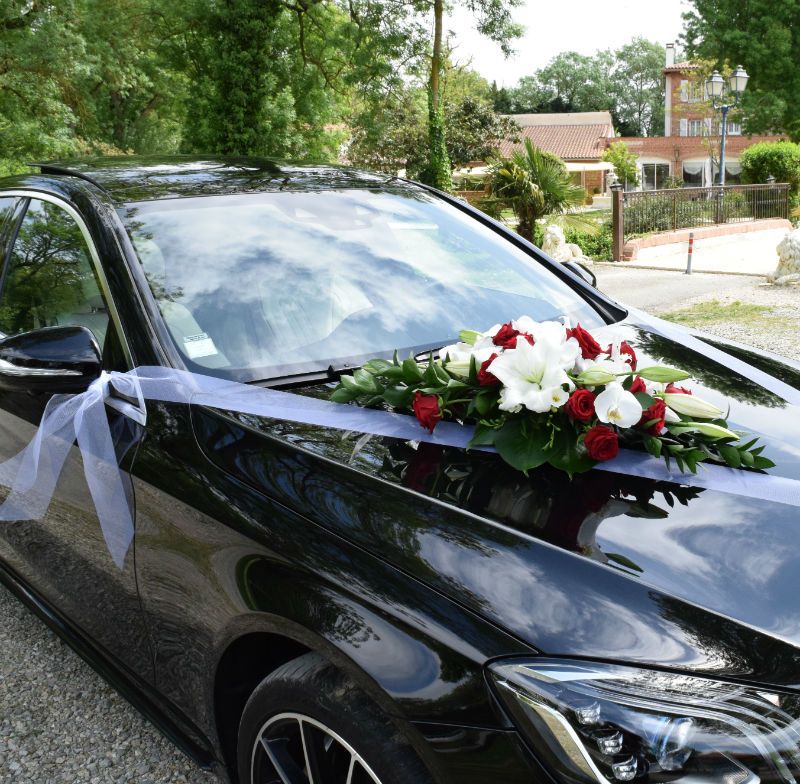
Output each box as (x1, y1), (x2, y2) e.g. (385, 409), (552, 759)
(1, 264), (797, 783)
(0, 586), (214, 783)
(594, 265), (800, 361)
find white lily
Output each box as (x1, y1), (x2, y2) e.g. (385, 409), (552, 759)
(594, 382), (642, 428)
(440, 339), (496, 377)
(488, 334), (574, 413)
(663, 392), (724, 419)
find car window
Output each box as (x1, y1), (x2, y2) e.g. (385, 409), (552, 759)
(0, 199), (110, 348)
(121, 189), (606, 382)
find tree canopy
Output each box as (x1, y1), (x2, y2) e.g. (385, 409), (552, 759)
(497, 37), (667, 137)
(683, 0), (800, 140)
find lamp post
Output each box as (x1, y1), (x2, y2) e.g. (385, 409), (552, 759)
(705, 65), (749, 186)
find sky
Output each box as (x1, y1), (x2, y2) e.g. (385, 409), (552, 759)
(446, 0), (691, 86)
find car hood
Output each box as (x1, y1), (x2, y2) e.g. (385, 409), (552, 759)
(192, 320), (800, 686)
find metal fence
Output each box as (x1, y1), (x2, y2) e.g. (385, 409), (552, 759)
(622, 183), (790, 240)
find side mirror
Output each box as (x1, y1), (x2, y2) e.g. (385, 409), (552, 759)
(0, 325), (102, 393)
(563, 260), (598, 288)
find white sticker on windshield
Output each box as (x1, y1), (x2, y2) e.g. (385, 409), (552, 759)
(183, 332), (218, 359)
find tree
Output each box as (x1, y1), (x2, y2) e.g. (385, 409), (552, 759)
(417, 0), (523, 190)
(444, 97), (519, 169)
(601, 141), (639, 188)
(610, 38), (665, 136)
(684, 0), (800, 139)
(483, 139), (588, 241)
(501, 38), (666, 136)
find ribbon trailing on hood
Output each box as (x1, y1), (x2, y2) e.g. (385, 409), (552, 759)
(2, 312), (800, 568)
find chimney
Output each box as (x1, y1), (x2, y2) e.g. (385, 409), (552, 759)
(665, 42), (675, 67)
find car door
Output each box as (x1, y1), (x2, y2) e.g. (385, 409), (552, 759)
(0, 194), (153, 680)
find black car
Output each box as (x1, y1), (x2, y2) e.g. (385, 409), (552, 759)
(2, 157), (800, 784)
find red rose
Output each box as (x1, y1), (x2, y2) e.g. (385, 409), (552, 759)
(493, 322), (520, 349)
(477, 353), (500, 386)
(639, 398), (666, 435)
(565, 388), (596, 422)
(584, 425), (619, 461)
(620, 341), (637, 370)
(629, 376), (646, 395)
(666, 383), (692, 395)
(567, 325), (604, 360)
(412, 391), (441, 433)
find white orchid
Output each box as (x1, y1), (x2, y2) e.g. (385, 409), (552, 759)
(488, 327), (576, 413)
(594, 383), (643, 428)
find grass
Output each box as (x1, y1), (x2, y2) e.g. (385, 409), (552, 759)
(662, 299), (776, 328)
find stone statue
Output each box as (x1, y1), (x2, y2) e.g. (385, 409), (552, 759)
(541, 224), (592, 264)
(769, 228), (800, 285)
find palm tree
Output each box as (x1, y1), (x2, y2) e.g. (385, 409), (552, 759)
(483, 139), (591, 242)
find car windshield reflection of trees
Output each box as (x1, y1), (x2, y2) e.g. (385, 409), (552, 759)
(121, 189), (602, 383)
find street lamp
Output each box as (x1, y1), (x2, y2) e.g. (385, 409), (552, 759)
(705, 66), (748, 186)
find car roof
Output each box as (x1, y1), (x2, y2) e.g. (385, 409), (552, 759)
(13, 155), (407, 205)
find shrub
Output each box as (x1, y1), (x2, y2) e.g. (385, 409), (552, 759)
(601, 141), (639, 188)
(564, 221), (613, 261)
(740, 141), (800, 204)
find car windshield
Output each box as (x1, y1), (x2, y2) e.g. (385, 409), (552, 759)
(120, 188), (605, 382)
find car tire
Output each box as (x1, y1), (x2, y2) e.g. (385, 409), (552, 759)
(237, 651), (434, 784)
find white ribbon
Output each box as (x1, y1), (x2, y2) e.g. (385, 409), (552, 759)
(0, 312), (798, 568)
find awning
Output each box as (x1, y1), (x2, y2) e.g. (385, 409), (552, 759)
(564, 161), (615, 172)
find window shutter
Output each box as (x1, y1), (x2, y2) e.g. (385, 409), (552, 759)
(679, 118), (688, 137)
(680, 80), (689, 101)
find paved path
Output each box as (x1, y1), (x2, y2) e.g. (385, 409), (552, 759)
(627, 228), (786, 276)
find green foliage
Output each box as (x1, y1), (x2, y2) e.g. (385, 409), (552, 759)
(503, 37), (666, 136)
(562, 222), (613, 262)
(330, 332), (773, 477)
(684, 0), (800, 139)
(483, 140), (587, 241)
(444, 97), (519, 169)
(601, 142), (639, 187)
(419, 87), (453, 190)
(740, 141), (800, 203)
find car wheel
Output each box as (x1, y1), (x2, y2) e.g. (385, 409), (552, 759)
(237, 652), (433, 784)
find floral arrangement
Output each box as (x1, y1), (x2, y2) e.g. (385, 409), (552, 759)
(330, 317), (774, 477)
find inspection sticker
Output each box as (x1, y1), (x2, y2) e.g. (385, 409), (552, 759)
(183, 332), (218, 359)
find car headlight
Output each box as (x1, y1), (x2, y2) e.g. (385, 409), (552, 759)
(489, 658), (800, 784)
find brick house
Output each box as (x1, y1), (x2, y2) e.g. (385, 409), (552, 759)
(618, 44), (785, 190)
(495, 111), (616, 194)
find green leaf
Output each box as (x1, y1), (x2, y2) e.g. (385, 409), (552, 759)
(547, 426), (595, 476)
(353, 368), (380, 393)
(644, 436), (662, 458)
(363, 358), (394, 375)
(606, 552), (644, 573)
(494, 419), (549, 474)
(468, 422), (499, 448)
(473, 389), (494, 416)
(741, 450), (755, 467)
(330, 386), (357, 403)
(401, 357), (424, 384)
(382, 386), (413, 408)
(637, 365), (691, 383)
(339, 374), (364, 394)
(634, 391), (656, 408)
(752, 455), (776, 470)
(718, 444), (742, 468)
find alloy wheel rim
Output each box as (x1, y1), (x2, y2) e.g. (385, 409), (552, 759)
(251, 712), (384, 784)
